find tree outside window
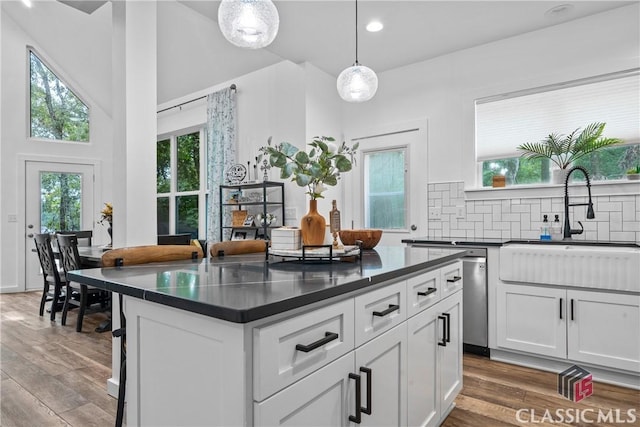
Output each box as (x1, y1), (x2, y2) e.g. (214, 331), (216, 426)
(29, 49), (89, 142)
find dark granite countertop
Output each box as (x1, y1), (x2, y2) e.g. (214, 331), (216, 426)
(402, 237), (639, 248)
(67, 246), (466, 323)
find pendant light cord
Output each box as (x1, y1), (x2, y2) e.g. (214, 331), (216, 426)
(354, 0), (359, 65)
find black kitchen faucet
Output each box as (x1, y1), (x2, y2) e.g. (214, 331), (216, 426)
(563, 166), (595, 239)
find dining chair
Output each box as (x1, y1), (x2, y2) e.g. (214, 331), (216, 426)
(157, 233), (191, 245)
(33, 233), (66, 321)
(209, 239), (268, 257)
(101, 244), (204, 427)
(57, 234), (110, 332)
(57, 230), (93, 246)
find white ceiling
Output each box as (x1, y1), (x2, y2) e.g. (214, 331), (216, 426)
(3, 0), (635, 107)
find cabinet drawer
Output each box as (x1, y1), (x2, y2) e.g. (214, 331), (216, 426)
(440, 261), (463, 299)
(407, 269), (441, 317)
(253, 299), (354, 401)
(254, 353), (355, 426)
(355, 281), (406, 347)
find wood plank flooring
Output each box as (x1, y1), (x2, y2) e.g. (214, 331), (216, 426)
(2, 291), (638, 427)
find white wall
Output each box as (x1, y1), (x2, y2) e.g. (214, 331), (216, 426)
(342, 4), (640, 186)
(0, 9), (114, 291)
(157, 60), (344, 230)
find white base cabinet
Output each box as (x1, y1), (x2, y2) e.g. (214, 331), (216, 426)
(567, 289), (640, 372)
(408, 291), (463, 427)
(497, 282), (640, 373)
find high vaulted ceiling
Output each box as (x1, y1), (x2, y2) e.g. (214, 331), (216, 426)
(3, 0), (635, 108)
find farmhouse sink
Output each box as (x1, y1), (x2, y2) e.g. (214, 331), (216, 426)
(499, 244), (640, 292)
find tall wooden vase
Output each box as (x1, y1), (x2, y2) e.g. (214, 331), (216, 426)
(301, 199), (326, 246)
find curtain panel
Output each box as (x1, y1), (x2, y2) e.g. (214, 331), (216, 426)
(206, 87), (236, 243)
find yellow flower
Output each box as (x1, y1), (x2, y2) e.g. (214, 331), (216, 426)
(99, 202), (112, 225)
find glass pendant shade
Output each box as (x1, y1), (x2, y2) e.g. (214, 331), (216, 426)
(218, 0), (279, 49)
(337, 64), (378, 103)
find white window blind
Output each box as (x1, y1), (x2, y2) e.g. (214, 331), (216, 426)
(476, 70), (640, 161)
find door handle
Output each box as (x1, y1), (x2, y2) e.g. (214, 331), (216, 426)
(438, 315), (447, 347)
(27, 233), (34, 238)
(443, 312), (451, 343)
(410, 224), (417, 231)
(360, 367), (372, 415)
(28, 224), (34, 229)
(349, 373), (362, 424)
(417, 287), (437, 297)
(372, 304), (399, 317)
(295, 332), (339, 352)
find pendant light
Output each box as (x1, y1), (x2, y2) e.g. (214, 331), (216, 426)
(336, 0), (378, 103)
(218, 0), (280, 49)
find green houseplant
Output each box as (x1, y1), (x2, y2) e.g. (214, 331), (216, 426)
(261, 136), (358, 200)
(261, 136), (358, 245)
(626, 166), (640, 180)
(517, 122), (622, 183)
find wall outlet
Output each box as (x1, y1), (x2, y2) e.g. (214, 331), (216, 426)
(429, 207), (442, 220)
(455, 205), (465, 219)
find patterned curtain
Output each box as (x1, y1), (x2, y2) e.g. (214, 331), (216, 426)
(206, 87), (236, 243)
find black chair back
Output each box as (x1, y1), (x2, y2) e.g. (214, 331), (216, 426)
(57, 234), (82, 273)
(34, 233), (66, 320)
(57, 230), (93, 246)
(34, 234), (61, 283)
(157, 233), (191, 245)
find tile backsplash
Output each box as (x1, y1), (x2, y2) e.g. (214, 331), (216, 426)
(427, 182), (640, 242)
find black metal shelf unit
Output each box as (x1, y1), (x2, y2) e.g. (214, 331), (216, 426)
(219, 181), (285, 242)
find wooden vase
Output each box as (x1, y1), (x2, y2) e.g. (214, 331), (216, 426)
(301, 199), (326, 246)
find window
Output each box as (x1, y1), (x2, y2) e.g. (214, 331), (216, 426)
(364, 148), (407, 229)
(29, 48), (89, 142)
(476, 70), (639, 186)
(156, 130), (206, 239)
(39, 172), (82, 233)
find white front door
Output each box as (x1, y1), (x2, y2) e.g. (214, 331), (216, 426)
(343, 121), (428, 246)
(25, 161), (95, 290)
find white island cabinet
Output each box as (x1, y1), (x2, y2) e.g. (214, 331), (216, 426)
(121, 257), (464, 426)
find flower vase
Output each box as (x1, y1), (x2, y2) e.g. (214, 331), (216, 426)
(301, 199), (326, 246)
(107, 222), (113, 247)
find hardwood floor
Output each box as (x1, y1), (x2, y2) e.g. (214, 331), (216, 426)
(1, 291), (638, 427)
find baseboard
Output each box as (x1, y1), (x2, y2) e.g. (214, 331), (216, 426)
(107, 377), (119, 398)
(491, 348), (640, 390)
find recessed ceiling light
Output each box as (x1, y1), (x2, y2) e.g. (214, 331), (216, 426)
(21, 0), (32, 7)
(544, 3), (574, 19)
(366, 21), (383, 32)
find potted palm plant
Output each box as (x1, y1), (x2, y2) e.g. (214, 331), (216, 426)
(626, 166), (640, 180)
(517, 122), (622, 184)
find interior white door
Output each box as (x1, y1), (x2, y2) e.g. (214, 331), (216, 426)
(25, 161), (95, 291)
(343, 121), (428, 246)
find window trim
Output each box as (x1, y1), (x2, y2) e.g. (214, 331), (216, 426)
(26, 46), (92, 144)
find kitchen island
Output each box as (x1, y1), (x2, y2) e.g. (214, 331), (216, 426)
(69, 246), (467, 426)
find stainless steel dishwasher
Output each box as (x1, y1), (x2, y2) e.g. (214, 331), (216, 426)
(408, 244), (489, 356)
(461, 248), (488, 356)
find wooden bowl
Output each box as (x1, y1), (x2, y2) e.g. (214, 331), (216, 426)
(338, 229), (383, 249)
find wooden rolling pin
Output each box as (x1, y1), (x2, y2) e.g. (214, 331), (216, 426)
(102, 245), (203, 267)
(209, 240), (268, 257)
